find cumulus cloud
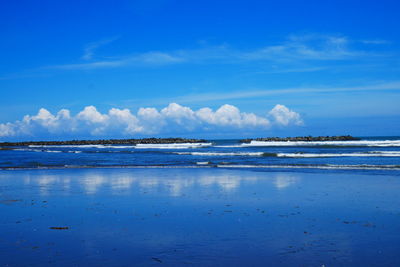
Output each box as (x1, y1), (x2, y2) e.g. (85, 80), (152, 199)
(268, 104), (303, 126)
(0, 103), (302, 139)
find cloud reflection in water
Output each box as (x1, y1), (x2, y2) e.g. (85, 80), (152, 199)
(23, 169), (300, 196)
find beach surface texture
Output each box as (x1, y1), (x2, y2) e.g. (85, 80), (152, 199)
(1, 136), (400, 266)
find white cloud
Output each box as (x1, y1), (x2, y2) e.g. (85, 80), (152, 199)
(48, 33), (369, 71)
(0, 123), (15, 137)
(243, 34), (358, 61)
(137, 107), (164, 134)
(196, 104), (270, 128)
(158, 81), (400, 104)
(268, 104), (303, 126)
(0, 103), (302, 139)
(82, 36), (120, 60)
(77, 106), (108, 123)
(360, 39), (390, 45)
(52, 52), (184, 70)
(54, 60), (127, 70)
(136, 52), (184, 65)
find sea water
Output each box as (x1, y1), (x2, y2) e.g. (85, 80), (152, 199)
(1, 137), (400, 266)
(1, 136), (400, 172)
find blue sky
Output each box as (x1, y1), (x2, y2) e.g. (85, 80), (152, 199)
(1, 0), (400, 140)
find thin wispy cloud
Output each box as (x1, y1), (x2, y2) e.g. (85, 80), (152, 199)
(51, 52), (184, 70)
(0, 72), (51, 81)
(54, 60), (127, 70)
(48, 36), (184, 70)
(241, 34), (360, 61)
(253, 66), (328, 74)
(140, 81), (400, 104)
(81, 36), (120, 60)
(360, 39), (391, 45)
(48, 33), (375, 71)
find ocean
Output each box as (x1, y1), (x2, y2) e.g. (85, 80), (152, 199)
(1, 136), (400, 172)
(1, 136), (400, 266)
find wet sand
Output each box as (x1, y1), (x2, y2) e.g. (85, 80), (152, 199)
(0, 168), (399, 266)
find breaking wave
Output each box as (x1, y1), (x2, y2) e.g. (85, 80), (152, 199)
(29, 145), (135, 149)
(175, 152), (267, 156)
(243, 140), (400, 147)
(175, 151), (400, 158)
(134, 143), (212, 149)
(276, 151), (400, 158)
(218, 164), (400, 170)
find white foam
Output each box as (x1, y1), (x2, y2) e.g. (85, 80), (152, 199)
(175, 152), (265, 156)
(29, 145), (135, 149)
(15, 148), (64, 153)
(277, 151), (400, 158)
(213, 145), (243, 148)
(369, 151), (400, 154)
(217, 164), (400, 170)
(243, 140), (400, 147)
(134, 143), (212, 149)
(196, 162), (211, 165)
(16, 148), (44, 153)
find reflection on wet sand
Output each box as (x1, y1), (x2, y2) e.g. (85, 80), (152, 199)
(273, 174), (300, 189)
(22, 169), (300, 196)
(2, 168), (400, 266)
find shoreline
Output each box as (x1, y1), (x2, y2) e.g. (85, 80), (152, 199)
(1, 164), (400, 171)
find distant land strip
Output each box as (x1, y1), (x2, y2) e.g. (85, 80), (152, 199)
(0, 138), (207, 147)
(0, 136), (361, 147)
(240, 135), (360, 143)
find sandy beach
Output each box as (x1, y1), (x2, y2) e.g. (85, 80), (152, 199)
(1, 167), (399, 266)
